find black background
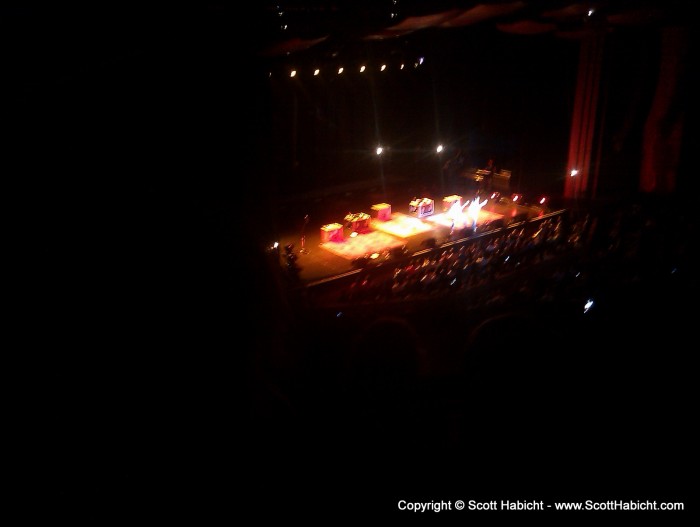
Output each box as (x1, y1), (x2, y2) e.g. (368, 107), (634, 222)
(12, 4), (693, 521)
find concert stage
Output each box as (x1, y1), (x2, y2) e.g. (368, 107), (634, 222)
(320, 230), (405, 260)
(276, 190), (552, 285)
(371, 212), (434, 239)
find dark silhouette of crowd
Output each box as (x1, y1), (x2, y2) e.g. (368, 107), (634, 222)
(248, 194), (695, 511)
(328, 213), (572, 306)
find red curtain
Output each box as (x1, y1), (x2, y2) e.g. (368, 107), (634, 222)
(639, 27), (687, 194)
(565, 30), (604, 200)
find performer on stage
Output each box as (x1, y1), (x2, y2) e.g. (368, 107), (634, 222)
(466, 196), (488, 231)
(446, 196), (486, 233)
(447, 200), (464, 235)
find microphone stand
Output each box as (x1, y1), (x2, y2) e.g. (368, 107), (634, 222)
(299, 215), (310, 254)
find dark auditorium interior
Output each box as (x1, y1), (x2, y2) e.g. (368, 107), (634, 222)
(23, 2), (696, 520)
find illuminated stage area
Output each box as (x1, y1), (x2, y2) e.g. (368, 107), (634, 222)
(321, 207), (505, 260)
(371, 212), (434, 239)
(425, 209), (504, 230)
(277, 189), (549, 284)
(320, 230), (405, 260)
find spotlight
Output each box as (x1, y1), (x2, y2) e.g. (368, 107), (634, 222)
(418, 57), (424, 64)
(290, 70), (296, 78)
(313, 68), (320, 76)
(570, 169), (578, 177)
(436, 144), (444, 153)
(584, 299), (594, 313)
(539, 197), (546, 205)
(512, 194), (520, 202)
(338, 67), (344, 74)
(380, 64), (386, 71)
(360, 65), (366, 73)
(588, 9), (594, 16)
(400, 63), (405, 70)
(376, 146), (384, 155)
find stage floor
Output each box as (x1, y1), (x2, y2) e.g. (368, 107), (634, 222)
(275, 190), (551, 285)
